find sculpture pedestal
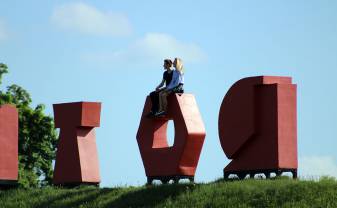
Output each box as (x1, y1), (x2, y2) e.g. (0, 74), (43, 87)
(137, 94), (206, 184)
(53, 102), (101, 186)
(219, 76), (297, 179)
(0, 104), (18, 186)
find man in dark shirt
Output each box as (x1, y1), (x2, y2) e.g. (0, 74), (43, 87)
(147, 59), (173, 117)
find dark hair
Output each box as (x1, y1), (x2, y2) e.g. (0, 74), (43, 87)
(164, 59), (173, 67)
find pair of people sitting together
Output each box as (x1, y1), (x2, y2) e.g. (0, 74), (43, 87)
(148, 58), (184, 118)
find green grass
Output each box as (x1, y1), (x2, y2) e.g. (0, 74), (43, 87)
(0, 177), (336, 208)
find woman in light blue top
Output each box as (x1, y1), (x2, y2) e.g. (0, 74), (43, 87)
(156, 58), (184, 117)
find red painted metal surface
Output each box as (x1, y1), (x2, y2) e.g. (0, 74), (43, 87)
(218, 76), (297, 173)
(0, 104), (18, 182)
(53, 102), (101, 185)
(137, 94), (206, 178)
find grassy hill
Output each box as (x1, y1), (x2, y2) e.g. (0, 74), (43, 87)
(0, 177), (336, 208)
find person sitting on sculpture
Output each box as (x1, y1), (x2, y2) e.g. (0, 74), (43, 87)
(155, 58), (184, 117)
(147, 59), (174, 117)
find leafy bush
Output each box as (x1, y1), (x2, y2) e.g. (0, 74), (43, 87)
(0, 63), (58, 187)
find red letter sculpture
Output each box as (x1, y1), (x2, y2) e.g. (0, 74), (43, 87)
(53, 102), (101, 186)
(0, 104), (18, 186)
(219, 76), (297, 179)
(137, 94), (206, 184)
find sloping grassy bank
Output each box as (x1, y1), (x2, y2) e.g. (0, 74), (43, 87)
(0, 177), (336, 208)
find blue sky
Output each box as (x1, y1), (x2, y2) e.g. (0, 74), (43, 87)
(0, 0), (336, 187)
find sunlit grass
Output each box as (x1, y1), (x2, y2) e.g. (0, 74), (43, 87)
(0, 177), (336, 208)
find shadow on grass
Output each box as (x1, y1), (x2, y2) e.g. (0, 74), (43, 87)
(34, 187), (117, 208)
(102, 184), (196, 208)
(32, 184), (195, 208)
(34, 187), (95, 208)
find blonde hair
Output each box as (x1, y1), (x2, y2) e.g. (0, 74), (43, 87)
(174, 58), (184, 73)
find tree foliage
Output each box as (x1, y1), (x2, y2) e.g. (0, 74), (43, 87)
(0, 63), (58, 187)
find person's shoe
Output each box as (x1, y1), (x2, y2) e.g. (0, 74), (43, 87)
(155, 111), (166, 117)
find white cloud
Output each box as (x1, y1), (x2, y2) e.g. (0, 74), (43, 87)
(51, 2), (132, 37)
(132, 33), (206, 63)
(82, 33), (207, 66)
(0, 19), (8, 41)
(299, 155), (337, 179)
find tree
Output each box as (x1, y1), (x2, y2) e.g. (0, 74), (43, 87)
(0, 63), (58, 187)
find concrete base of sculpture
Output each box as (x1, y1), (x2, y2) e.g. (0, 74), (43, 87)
(0, 180), (18, 189)
(0, 104), (18, 185)
(137, 94), (206, 184)
(53, 102), (101, 186)
(219, 76), (297, 180)
(224, 168), (297, 180)
(147, 175), (194, 185)
(53, 182), (100, 188)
